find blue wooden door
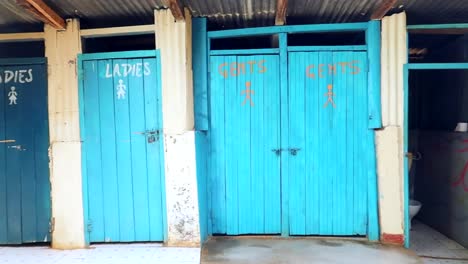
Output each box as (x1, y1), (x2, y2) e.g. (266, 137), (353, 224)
(0, 60), (50, 244)
(288, 51), (370, 236)
(209, 55), (281, 235)
(81, 53), (165, 242)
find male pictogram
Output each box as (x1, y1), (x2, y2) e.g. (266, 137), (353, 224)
(241, 81), (254, 106)
(324, 84), (336, 108)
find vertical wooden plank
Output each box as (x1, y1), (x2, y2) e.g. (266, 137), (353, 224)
(366, 20), (382, 129)
(33, 63), (51, 242)
(155, 51), (168, 242)
(5, 66), (24, 243)
(288, 52), (306, 234)
(0, 67), (7, 243)
(224, 56), (240, 235)
(318, 51), (334, 235)
(353, 52), (368, 235)
(209, 56), (227, 234)
(83, 60), (105, 242)
(143, 57), (164, 241)
(344, 53), (356, 235)
(128, 58), (151, 241)
(192, 18), (209, 131)
(98, 60), (120, 242)
(331, 52), (348, 235)
(192, 17), (210, 242)
(279, 33), (289, 236)
(78, 55), (91, 246)
(236, 56), (251, 234)
(112, 59), (135, 242)
(247, 55), (265, 233)
(20, 64), (39, 242)
(263, 55), (281, 233)
(305, 52), (320, 235)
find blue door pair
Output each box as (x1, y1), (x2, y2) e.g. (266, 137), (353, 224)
(209, 51), (371, 236)
(79, 51), (166, 243)
(0, 59), (50, 244)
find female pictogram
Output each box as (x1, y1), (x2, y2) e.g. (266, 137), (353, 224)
(116, 79), (126, 99)
(8, 86), (18, 105)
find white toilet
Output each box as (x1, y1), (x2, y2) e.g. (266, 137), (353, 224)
(409, 199), (422, 227)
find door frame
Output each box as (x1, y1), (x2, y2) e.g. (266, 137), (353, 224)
(196, 21), (381, 241)
(77, 50), (167, 245)
(403, 62), (468, 248)
(0, 57), (51, 244)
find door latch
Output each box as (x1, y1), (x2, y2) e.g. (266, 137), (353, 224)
(271, 148), (283, 156)
(147, 130), (159, 143)
(289, 148), (301, 156)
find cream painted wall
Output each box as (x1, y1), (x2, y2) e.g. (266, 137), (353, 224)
(377, 12), (407, 239)
(44, 19), (85, 249)
(155, 9), (201, 246)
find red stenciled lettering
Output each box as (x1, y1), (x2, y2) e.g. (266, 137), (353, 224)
(218, 63), (228, 78)
(258, 60), (267, 73)
(306, 65), (315, 78)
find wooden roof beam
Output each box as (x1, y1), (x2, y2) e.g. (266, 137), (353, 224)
(167, 0), (185, 21)
(275, 0), (288, 25)
(16, 0), (66, 30)
(371, 0), (398, 20)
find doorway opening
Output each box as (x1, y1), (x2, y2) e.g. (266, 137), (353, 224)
(407, 32), (468, 258)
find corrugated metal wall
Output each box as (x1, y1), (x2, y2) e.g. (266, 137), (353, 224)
(381, 12), (407, 127)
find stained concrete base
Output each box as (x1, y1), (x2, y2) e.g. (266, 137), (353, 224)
(202, 237), (421, 264)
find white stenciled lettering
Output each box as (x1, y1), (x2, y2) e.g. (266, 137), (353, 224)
(4, 71), (14, 84)
(105, 62), (151, 78)
(0, 69), (34, 84)
(18, 70), (28, 83)
(105, 64), (112, 78)
(135, 63), (142, 77)
(25, 69), (33, 82)
(144, 62), (151, 76)
(113, 64), (122, 77)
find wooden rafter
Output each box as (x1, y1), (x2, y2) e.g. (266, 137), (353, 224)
(167, 0), (185, 21)
(16, 0), (66, 30)
(371, 0), (398, 20)
(275, 0), (288, 25)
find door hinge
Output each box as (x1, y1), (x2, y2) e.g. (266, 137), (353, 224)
(87, 220), (93, 232)
(49, 217), (55, 234)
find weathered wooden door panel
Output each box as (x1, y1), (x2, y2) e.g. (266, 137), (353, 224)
(209, 55), (281, 235)
(288, 51), (369, 236)
(82, 55), (165, 243)
(0, 62), (50, 244)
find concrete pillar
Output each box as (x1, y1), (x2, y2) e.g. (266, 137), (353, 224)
(376, 12), (407, 245)
(44, 19), (85, 249)
(155, 9), (200, 246)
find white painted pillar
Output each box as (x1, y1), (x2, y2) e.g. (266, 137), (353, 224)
(376, 12), (407, 245)
(44, 19), (85, 249)
(155, 9), (201, 246)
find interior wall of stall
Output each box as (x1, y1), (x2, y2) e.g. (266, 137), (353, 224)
(409, 34), (468, 247)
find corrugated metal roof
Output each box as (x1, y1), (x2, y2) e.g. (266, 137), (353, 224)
(0, 0), (467, 32)
(394, 0), (468, 25)
(287, 0), (387, 24)
(46, 0), (166, 28)
(182, 0), (276, 29)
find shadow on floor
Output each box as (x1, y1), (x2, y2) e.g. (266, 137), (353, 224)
(202, 237), (421, 264)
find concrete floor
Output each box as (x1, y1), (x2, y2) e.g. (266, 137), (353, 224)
(411, 220), (468, 264)
(201, 237), (421, 264)
(0, 244), (200, 264)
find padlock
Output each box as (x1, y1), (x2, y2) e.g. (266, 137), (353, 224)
(148, 135), (156, 143)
